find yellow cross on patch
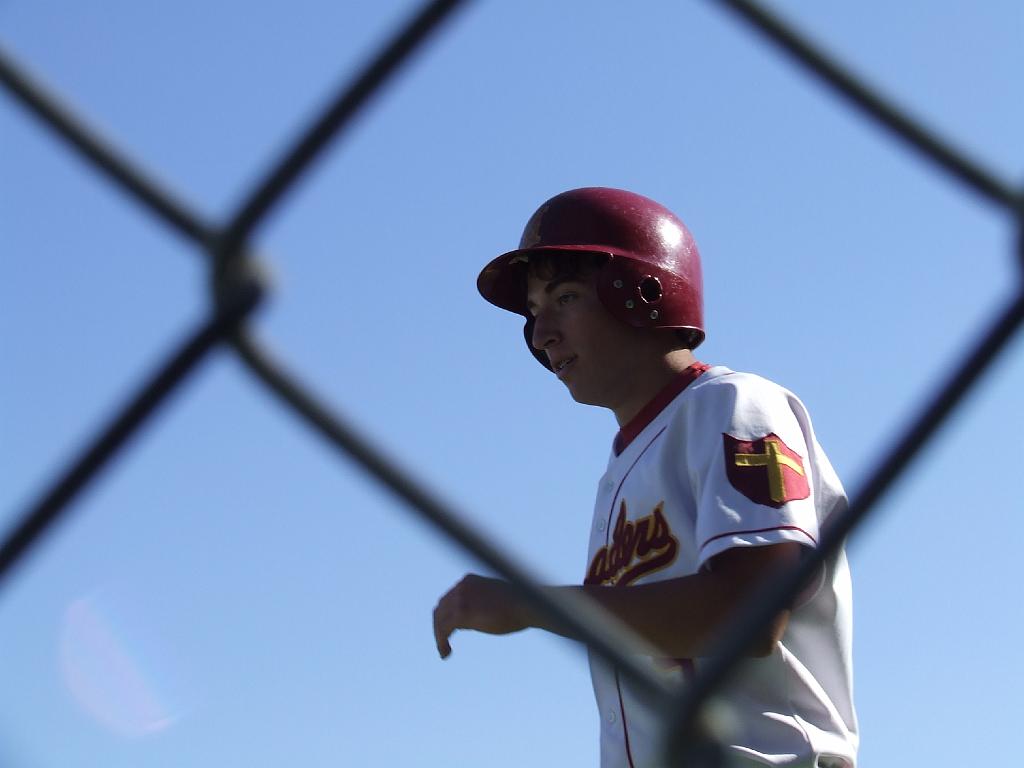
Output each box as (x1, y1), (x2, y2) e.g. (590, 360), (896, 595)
(733, 438), (806, 503)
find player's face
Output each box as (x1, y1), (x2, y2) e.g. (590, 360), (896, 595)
(526, 271), (646, 411)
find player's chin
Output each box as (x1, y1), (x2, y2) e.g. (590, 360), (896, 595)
(564, 379), (602, 407)
(558, 363), (602, 403)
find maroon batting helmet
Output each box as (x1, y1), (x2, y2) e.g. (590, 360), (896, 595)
(477, 187), (705, 367)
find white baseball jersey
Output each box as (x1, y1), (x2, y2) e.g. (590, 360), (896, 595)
(585, 364), (858, 768)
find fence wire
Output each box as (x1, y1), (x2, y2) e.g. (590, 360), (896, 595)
(1, 1), (1021, 765)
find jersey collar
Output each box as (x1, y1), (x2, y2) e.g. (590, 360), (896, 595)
(613, 362), (710, 456)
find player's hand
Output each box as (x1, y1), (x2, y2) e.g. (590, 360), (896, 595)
(432, 574), (531, 659)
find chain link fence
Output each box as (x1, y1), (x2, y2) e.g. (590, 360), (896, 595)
(2, 0), (1021, 764)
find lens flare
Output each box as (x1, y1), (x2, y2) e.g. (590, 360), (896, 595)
(59, 589), (186, 738)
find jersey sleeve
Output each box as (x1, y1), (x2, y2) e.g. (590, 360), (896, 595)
(684, 374), (821, 569)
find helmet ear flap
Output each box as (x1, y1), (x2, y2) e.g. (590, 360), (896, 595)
(522, 317), (552, 369)
(597, 258), (702, 330)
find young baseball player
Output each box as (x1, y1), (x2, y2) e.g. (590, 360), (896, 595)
(433, 188), (858, 767)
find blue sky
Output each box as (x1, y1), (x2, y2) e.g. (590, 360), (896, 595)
(2, 1), (1022, 765)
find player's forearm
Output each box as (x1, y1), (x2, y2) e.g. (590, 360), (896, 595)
(527, 569), (790, 658)
(527, 576), (733, 657)
(434, 547), (799, 659)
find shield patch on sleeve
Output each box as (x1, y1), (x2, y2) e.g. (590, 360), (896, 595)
(723, 432), (810, 508)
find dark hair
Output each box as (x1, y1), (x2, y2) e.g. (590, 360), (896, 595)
(675, 329), (703, 351)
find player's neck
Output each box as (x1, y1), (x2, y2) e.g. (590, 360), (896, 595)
(610, 349), (697, 427)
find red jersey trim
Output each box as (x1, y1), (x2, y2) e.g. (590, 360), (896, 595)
(603, 426), (668, 549)
(603, 362), (709, 766)
(614, 670), (637, 768)
(613, 362), (710, 456)
(699, 525), (819, 553)
(600, 428), (673, 768)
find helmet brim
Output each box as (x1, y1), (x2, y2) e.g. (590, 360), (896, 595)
(476, 244), (616, 315)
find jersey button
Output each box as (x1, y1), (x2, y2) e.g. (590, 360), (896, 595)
(603, 479), (615, 493)
(606, 709), (617, 724)
(597, 518), (606, 532)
